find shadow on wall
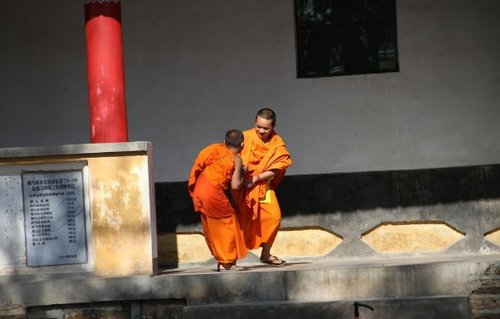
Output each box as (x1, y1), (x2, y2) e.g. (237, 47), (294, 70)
(155, 164), (500, 233)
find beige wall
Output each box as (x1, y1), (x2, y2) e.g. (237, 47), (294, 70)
(88, 155), (155, 275)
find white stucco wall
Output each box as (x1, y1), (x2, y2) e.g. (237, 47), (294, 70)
(0, 0), (499, 182)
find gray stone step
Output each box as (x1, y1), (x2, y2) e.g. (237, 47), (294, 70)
(183, 297), (470, 319)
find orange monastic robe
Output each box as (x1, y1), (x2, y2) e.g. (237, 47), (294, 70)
(237, 129), (292, 250)
(188, 143), (247, 263)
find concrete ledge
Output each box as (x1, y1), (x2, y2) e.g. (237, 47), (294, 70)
(0, 141), (151, 159)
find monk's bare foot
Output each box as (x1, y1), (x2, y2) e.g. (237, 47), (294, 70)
(217, 262), (247, 272)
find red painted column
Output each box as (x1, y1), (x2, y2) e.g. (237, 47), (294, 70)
(84, 0), (128, 143)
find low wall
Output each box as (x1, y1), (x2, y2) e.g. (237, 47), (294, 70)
(155, 164), (500, 267)
(0, 142), (157, 277)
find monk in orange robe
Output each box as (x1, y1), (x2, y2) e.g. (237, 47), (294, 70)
(188, 129), (248, 271)
(237, 108), (292, 266)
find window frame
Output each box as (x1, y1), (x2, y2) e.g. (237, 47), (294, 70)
(294, 0), (400, 78)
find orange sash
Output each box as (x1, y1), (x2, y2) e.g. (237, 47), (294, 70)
(239, 129), (292, 219)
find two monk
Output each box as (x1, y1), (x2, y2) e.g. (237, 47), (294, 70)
(188, 129), (248, 271)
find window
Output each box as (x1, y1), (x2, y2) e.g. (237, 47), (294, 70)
(294, 0), (399, 77)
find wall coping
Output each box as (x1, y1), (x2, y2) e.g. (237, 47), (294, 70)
(0, 141), (152, 159)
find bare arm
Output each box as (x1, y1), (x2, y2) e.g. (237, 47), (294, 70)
(246, 169), (277, 188)
(231, 155), (243, 189)
(252, 170), (276, 183)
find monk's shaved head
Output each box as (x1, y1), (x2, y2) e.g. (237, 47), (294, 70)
(225, 129), (244, 148)
(256, 108), (276, 126)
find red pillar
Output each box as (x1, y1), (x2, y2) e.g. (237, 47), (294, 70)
(84, 0), (128, 143)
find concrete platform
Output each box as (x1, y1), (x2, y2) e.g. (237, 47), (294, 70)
(1, 253), (499, 318)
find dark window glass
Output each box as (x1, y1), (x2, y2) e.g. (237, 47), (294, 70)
(296, 0), (343, 25)
(297, 26), (345, 76)
(349, 0), (396, 22)
(295, 0), (399, 77)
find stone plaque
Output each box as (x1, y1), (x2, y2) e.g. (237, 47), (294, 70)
(22, 170), (88, 266)
(0, 175), (25, 266)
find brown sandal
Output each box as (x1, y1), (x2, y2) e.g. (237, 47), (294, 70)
(260, 255), (286, 266)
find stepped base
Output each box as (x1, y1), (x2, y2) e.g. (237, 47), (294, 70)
(184, 297), (470, 319)
(1, 254), (499, 318)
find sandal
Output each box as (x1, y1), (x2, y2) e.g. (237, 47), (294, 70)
(260, 255), (286, 266)
(217, 263), (247, 272)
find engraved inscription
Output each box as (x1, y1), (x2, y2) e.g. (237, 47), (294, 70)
(23, 171), (87, 266)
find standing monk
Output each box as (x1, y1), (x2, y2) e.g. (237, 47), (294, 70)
(237, 108), (292, 266)
(188, 129), (248, 271)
